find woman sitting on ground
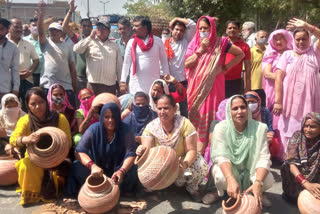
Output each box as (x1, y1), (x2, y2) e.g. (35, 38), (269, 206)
(149, 74), (186, 111)
(66, 103), (138, 196)
(203, 95), (274, 207)
(73, 88), (99, 145)
(137, 94), (208, 202)
(10, 87), (72, 205)
(0, 94), (26, 156)
(244, 91), (274, 144)
(122, 92), (157, 143)
(47, 83), (76, 133)
(281, 112), (320, 203)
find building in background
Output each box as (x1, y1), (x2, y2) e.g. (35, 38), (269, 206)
(1, 0), (80, 24)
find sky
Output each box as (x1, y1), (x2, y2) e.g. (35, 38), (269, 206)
(11, 0), (127, 17)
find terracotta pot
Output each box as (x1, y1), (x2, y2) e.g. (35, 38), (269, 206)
(222, 194), (261, 214)
(298, 189), (320, 214)
(92, 93), (121, 109)
(0, 155), (18, 186)
(28, 127), (70, 169)
(135, 146), (179, 190)
(78, 174), (120, 213)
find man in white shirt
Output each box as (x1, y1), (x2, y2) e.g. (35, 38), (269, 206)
(165, 17), (196, 117)
(242, 21), (256, 48)
(0, 18), (20, 101)
(120, 16), (169, 95)
(73, 21), (122, 95)
(8, 18), (39, 109)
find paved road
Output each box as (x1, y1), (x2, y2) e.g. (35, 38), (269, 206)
(0, 160), (300, 214)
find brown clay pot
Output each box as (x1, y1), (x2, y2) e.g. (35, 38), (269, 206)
(222, 194), (261, 214)
(92, 93), (121, 109)
(0, 155), (18, 186)
(135, 145), (179, 190)
(78, 174), (120, 214)
(298, 189), (320, 214)
(28, 127), (70, 169)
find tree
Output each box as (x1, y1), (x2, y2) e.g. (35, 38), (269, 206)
(123, 0), (175, 21)
(165, 0), (320, 33)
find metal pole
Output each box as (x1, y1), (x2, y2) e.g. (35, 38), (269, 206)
(87, 0), (89, 18)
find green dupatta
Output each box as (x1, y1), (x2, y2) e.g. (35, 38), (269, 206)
(211, 95), (268, 190)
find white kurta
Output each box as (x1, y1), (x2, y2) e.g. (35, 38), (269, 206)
(120, 35), (169, 95)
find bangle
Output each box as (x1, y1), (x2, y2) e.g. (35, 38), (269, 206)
(311, 25), (316, 34)
(295, 173), (306, 184)
(301, 179), (308, 185)
(225, 174), (233, 180)
(255, 179), (263, 186)
(68, 10), (73, 14)
(86, 161), (95, 170)
(183, 161), (189, 169)
(195, 51), (202, 57)
(18, 136), (24, 146)
(119, 168), (127, 175)
(275, 101), (281, 104)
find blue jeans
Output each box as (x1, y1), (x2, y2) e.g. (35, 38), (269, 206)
(43, 88), (76, 108)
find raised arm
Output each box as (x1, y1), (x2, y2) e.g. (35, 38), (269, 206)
(288, 18), (320, 51)
(62, 0), (77, 39)
(37, 0), (47, 45)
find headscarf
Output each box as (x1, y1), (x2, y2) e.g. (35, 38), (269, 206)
(244, 91), (261, 121)
(47, 83), (75, 128)
(211, 95), (267, 190)
(26, 87), (59, 132)
(76, 103), (137, 177)
(78, 88), (98, 125)
(0, 94), (26, 137)
(123, 92), (157, 137)
(280, 29), (316, 120)
(262, 29), (293, 110)
(285, 112), (320, 180)
(47, 83), (74, 112)
(185, 16), (217, 58)
(216, 99), (228, 122)
(148, 79), (170, 111)
(119, 93), (134, 112)
(262, 29), (293, 66)
(292, 29), (311, 55)
(185, 16), (229, 120)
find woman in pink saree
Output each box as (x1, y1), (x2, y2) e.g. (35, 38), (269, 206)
(262, 29), (293, 159)
(184, 16), (244, 154)
(274, 18), (320, 160)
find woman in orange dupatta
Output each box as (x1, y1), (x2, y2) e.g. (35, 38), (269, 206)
(184, 16), (244, 154)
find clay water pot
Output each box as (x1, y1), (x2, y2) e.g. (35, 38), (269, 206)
(135, 145), (179, 190)
(28, 127), (70, 169)
(92, 93), (121, 109)
(78, 174), (120, 213)
(222, 194), (261, 214)
(297, 189), (320, 214)
(0, 155), (18, 186)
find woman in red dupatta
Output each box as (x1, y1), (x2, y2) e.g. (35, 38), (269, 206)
(184, 16), (244, 154)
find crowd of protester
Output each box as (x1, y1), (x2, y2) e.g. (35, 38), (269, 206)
(0, 0), (319, 210)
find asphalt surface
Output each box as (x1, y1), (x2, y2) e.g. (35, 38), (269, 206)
(0, 160), (300, 214)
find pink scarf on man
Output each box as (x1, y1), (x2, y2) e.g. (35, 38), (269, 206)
(131, 33), (154, 76)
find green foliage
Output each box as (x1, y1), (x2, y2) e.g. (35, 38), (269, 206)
(123, 0), (175, 21)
